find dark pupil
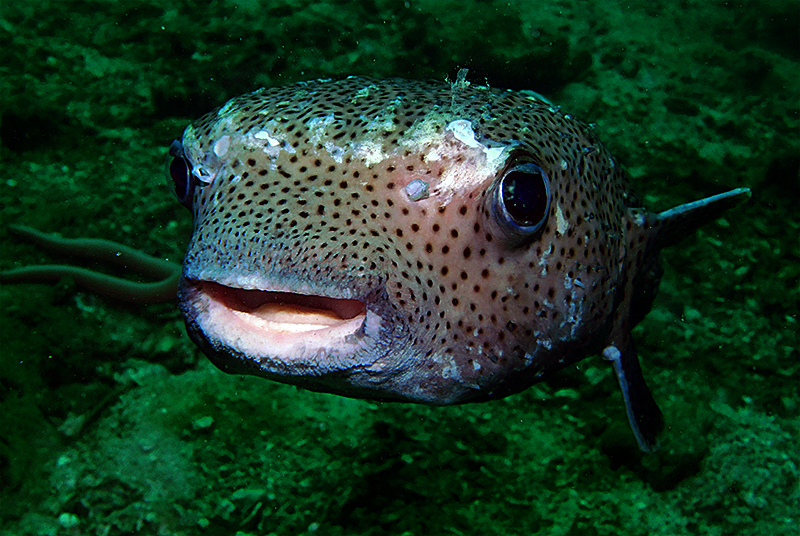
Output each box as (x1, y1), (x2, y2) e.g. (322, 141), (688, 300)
(169, 155), (190, 201)
(168, 140), (191, 202)
(502, 166), (547, 225)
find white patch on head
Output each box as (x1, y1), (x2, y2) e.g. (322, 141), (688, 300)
(324, 141), (345, 164)
(307, 114), (336, 147)
(351, 140), (386, 167)
(398, 118), (512, 203)
(444, 120), (507, 166)
(307, 113), (336, 130)
(246, 125), (296, 159)
(301, 108), (514, 202)
(564, 296), (584, 337)
(310, 90), (404, 167)
(307, 113), (349, 163)
(213, 135), (231, 158)
(441, 357), (461, 380)
(538, 245), (551, 276)
(556, 204), (569, 235)
(254, 129), (280, 146)
(404, 178), (430, 201)
(447, 119), (481, 148)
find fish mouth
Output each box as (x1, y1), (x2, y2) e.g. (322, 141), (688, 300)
(179, 278), (380, 373)
(205, 282), (367, 332)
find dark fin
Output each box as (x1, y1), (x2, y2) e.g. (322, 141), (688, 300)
(652, 188), (751, 249)
(603, 342), (665, 453)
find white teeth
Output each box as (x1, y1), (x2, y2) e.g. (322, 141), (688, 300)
(213, 135), (230, 157)
(245, 302), (348, 331)
(185, 280), (380, 367)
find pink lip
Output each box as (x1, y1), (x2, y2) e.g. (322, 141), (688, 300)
(182, 280), (374, 365)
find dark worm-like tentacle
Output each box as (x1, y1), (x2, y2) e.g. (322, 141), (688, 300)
(0, 225), (181, 304)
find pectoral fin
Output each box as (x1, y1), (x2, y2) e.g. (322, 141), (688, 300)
(603, 341), (665, 452)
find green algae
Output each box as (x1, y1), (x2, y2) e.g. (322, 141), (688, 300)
(1, 1), (798, 535)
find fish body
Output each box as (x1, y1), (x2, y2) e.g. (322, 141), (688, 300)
(170, 75), (749, 450)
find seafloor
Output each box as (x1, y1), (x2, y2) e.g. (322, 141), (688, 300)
(0, 1), (797, 535)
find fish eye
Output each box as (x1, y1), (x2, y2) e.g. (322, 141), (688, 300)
(167, 139), (194, 209)
(494, 163), (551, 238)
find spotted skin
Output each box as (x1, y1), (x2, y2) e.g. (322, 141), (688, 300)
(173, 76), (749, 451)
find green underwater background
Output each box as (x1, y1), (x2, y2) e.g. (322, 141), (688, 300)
(0, 0), (798, 534)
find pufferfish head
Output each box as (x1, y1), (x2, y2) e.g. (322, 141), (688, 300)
(169, 77), (628, 404)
